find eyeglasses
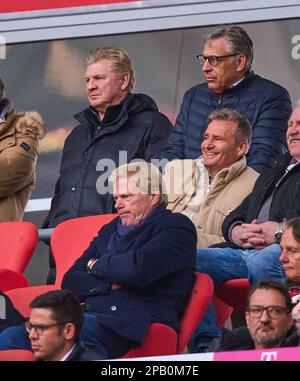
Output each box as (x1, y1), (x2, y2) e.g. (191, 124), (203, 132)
(246, 305), (289, 319)
(25, 321), (69, 335)
(196, 54), (238, 67)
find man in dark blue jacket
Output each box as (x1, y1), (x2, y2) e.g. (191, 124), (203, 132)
(43, 47), (172, 283)
(161, 25), (292, 174)
(0, 162), (196, 359)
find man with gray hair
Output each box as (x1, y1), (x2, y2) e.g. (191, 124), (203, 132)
(162, 25), (292, 174)
(164, 108), (258, 247)
(43, 47), (172, 283)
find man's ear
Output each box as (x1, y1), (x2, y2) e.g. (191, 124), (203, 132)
(245, 312), (250, 328)
(63, 323), (76, 341)
(151, 189), (161, 205)
(287, 313), (293, 330)
(120, 72), (130, 91)
(236, 54), (247, 72)
(237, 141), (248, 159)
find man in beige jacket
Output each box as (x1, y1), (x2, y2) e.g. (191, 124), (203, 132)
(164, 108), (258, 247)
(0, 78), (45, 221)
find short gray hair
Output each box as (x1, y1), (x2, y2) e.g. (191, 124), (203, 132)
(204, 25), (253, 71)
(208, 108), (252, 146)
(109, 161), (167, 205)
(86, 47), (135, 92)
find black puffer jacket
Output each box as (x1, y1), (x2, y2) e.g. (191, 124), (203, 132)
(162, 71), (292, 173)
(222, 152), (300, 243)
(43, 93), (172, 229)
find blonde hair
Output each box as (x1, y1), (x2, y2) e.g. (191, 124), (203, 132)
(109, 161), (167, 204)
(86, 47), (135, 92)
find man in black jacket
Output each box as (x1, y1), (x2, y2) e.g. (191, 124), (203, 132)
(191, 104), (300, 352)
(43, 47), (172, 283)
(161, 25), (292, 174)
(0, 290), (105, 361)
(209, 281), (296, 352)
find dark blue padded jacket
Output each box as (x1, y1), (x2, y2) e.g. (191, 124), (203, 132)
(161, 71), (292, 173)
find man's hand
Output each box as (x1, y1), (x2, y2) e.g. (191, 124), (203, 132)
(256, 221), (277, 246)
(111, 284), (123, 290)
(231, 220), (266, 249)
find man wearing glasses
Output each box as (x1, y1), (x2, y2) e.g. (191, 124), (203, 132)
(161, 25), (292, 174)
(209, 281), (296, 351)
(0, 290), (105, 361)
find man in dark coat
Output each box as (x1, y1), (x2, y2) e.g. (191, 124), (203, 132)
(161, 25), (292, 174)
(43, 47), (172, 283)
(0, 162), (196, 358)
(61, 162), (196, 358)
(191, 104), (300, 351)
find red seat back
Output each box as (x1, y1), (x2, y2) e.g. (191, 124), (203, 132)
(6, 214), (116, 317)
(51, 214), (117, 286)
(177, 273), (214, 353)
(121, 323), (177, 358)
(215, 278), (250, 315)
(0, 222), (38, 273)
(121, 273), (214, 358)
(0, 350), (35, 361)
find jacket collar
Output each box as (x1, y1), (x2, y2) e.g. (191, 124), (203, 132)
(211, 156), (248, 183)
(74, 94), (130, 129)
(216, 70), (255, 96)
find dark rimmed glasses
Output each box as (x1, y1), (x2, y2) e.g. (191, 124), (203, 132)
(25, 321), (70, 335)
(196, 54), (238, 67)
(246, 305), (289, 319)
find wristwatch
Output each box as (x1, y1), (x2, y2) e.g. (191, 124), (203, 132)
(274, 221), (286, 244)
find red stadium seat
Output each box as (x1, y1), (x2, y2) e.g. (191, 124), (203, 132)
(0, 350), (35, 361)
(121, 273), (214, 358)
(6, 214), (117, 317)
(215, 278), (250, 314)
(0, 221), (38, 273)
(0, 222), (38, 292)
(121, 323), (177, 358)
(213, 278), (250, 327)
(177, 273), (214, 353)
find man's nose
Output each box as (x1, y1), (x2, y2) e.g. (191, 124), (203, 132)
(288, 124), (299, 135)
(203, 139), (214, 148)
(279, 250), (288, 264)
(29, 329), (38, 340)
(202, 59), (212, 72)
(87, 79), (96, 90)
(114, 198), (122, 209)
(260, 309), (271, 321)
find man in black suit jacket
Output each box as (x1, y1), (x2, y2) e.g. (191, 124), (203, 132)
(0, 289), (104, 361)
